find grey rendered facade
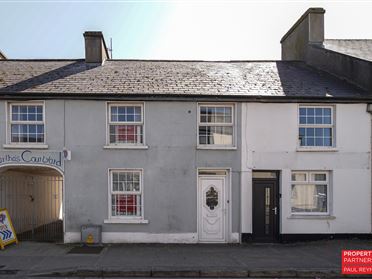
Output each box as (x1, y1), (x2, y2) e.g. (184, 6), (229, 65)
(0, 8), (372, 243)
(0, 100), (241, 242)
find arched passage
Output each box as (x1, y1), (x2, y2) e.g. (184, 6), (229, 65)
(0, 165), (63, 242)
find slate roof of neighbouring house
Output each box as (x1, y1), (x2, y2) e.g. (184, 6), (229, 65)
(324, 39), (372, 62)
(0, 59), (368, 99)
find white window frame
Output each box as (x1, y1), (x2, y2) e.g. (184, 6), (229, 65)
(298, 105), (335, 149)
(197, 103), (236, 149)
(106, 102), (146, 148)
(6, 101), (46, 146)
(106, 168), (146, 222)
(290, 171), (330, 216)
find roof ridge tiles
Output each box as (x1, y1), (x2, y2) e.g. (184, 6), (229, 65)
(1, 59), (85, 62)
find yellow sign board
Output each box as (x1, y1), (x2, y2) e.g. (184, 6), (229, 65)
(0, 208), (18, 250)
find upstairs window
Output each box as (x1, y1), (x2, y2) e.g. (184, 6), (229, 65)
(9, 103), (45, 144)
(108, 103), (144, 145)
(198, 104), (234, 147)
(298, 106), (334, 147)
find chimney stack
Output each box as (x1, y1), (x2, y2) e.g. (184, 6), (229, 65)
(281, 8), (325, 61)
(83, 31), (110, 63)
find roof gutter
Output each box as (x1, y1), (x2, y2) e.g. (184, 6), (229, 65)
(0, 93), (372, 103)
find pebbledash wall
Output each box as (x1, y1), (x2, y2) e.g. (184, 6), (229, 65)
(241, 103), (371, 237)
(0, 100), (242, 243)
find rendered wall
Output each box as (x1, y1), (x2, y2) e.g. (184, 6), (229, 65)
(1, 99), (369, 241)
(63, 100), (241, 242)
(0, 100), (242, 242)
(241, 103), (371, 234)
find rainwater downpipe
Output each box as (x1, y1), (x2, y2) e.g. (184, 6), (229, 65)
(367, 103), (372, 233)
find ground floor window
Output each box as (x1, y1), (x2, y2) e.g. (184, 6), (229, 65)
(109, 169), (143, 218)
(291, 171), (329, 214)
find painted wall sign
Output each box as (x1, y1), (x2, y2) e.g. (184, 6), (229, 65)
(0, 208), (18, 249)
(0, 150), (64, 172)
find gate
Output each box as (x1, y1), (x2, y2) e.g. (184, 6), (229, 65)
(0, 172), (63, 242)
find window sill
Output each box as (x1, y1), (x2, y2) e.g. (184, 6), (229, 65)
(197, 146), (237, 150)
(296, 147), (338, 152)
(3, 144), (49, 149)
(104, 219), (149, 224)
(288, 215), (336, 220)
(103, 145), (149, 150)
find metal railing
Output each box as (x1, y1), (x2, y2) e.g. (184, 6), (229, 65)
(0, 173), (63, 242)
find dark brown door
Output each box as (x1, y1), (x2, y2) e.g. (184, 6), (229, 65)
(252, 179), (279, 242)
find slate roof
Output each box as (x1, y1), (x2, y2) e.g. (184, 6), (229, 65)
(324, 39), (372, 62)
(0, 59), (368, 99)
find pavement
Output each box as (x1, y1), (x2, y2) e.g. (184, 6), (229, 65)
(0, 239), (372, 278)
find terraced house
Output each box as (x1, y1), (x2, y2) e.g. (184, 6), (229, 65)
(0, 8), (371, 244)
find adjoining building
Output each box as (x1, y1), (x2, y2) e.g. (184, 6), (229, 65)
(0, 8), (371, 243)
(241, 7), (372, 242)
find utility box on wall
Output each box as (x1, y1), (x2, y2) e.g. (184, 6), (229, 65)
(81, 225), (101, 245)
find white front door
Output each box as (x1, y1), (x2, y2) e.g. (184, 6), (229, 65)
(198, 175), (227, 243)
